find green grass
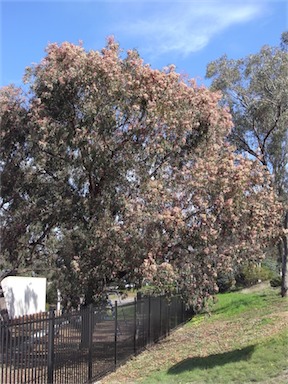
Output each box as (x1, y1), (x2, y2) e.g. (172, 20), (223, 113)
(139, 331), (288, 383)
(101, 286), (288, 384)
(208, 290), (277, 318)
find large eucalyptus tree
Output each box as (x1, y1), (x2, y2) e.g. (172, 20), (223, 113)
(0, 38), (281, 309)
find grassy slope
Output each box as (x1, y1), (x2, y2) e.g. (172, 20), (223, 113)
(100, 286), (288, 384)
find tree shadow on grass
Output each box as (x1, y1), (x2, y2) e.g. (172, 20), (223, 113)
(168, 345), (255, 375)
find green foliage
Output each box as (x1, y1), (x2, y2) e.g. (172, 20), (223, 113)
(206, 34), (288, 298)
(139, 283), (177, 298)
(217, 262), (275, 293)
(216, 271), (235, 293)
(46, 281), (58, 305)
(206, 42), (288, 196)
(235, 264), (274, 288)
(281, 31), (288, 51)
(270, 275), (282, 287)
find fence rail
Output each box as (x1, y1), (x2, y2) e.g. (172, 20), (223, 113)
(0, 294), (193, 384)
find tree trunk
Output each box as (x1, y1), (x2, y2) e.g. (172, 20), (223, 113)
(281, 211), (288, 297)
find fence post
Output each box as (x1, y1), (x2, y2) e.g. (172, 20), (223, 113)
(148, 296), (151, 344)
(181, 298), (184, 324)
(167, 301), (170, 336)
(47, 309), (55, 384)
(80, 306), (90, 349)
(114, 301), (118, 369)
(133, 297), (137, 355)
(88, 304), (93, 382)
(136, 292), (142, 350)
(159, 296), (162, 340)
(0, 321), (4, 384)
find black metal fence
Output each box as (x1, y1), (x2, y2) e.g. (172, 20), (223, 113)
(0, 294), (193, 384)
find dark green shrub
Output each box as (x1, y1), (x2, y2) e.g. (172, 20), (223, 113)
(235, 263), (274, 288)
(217, 272), (235, 293)
(46, 281), (58, 305)
(270, 275), (282, 287)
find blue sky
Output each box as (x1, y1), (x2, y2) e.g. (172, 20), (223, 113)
(1, 0), (287, 88)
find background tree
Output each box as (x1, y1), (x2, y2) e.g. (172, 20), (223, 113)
(0, 37), (281, 309)
(206, 33), (288, 296)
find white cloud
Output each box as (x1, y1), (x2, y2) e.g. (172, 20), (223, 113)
(116, 1), (266, 57)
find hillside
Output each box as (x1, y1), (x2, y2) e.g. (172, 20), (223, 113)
(99, 285), (288, 384)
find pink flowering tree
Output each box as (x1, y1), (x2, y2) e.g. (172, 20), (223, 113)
(129, 144), (281, 309)
(0, 38), (281, 308)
